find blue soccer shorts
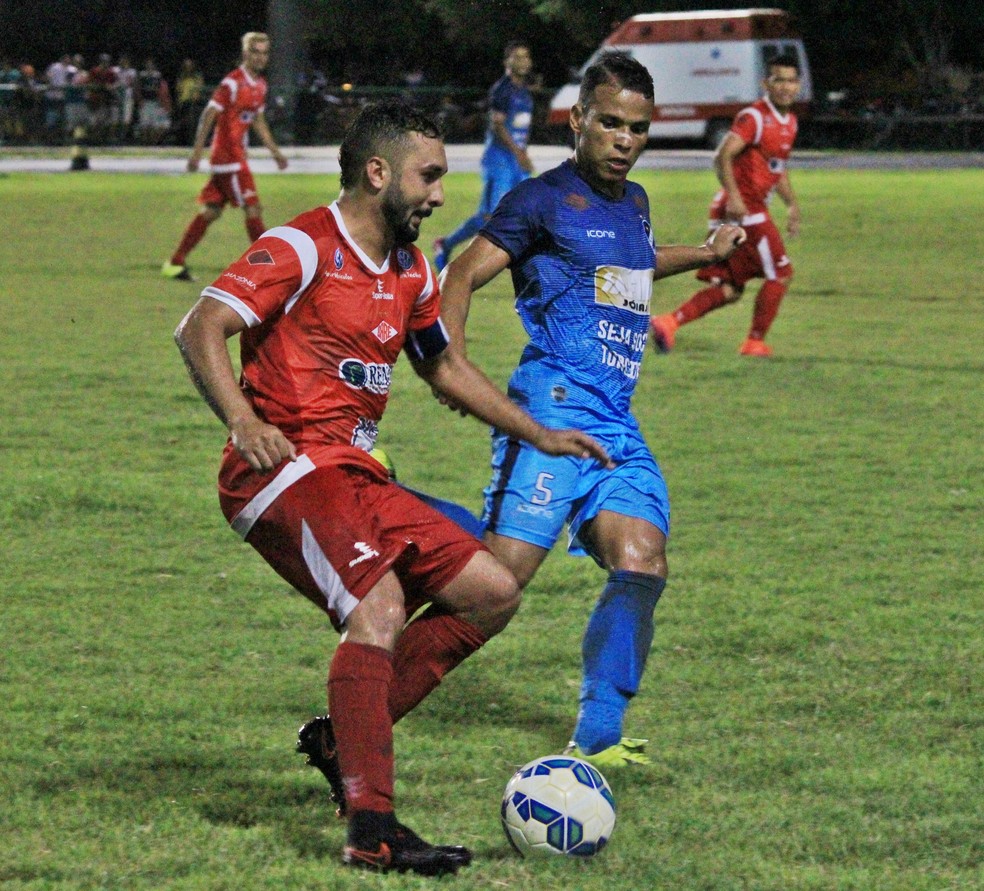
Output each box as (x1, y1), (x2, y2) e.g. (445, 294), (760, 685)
(481, 423), (670, 562)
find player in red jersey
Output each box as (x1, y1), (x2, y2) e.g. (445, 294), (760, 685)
(162, 32), (288, 282)
(174, 101), (611, 876)
(651, 53), (802, 357)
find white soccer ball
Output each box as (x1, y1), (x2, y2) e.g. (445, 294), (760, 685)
(500, 755), (616, 857)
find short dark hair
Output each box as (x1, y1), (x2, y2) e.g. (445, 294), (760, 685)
(578, 51), (654, 108)
(503, 40), (529, 60)
(767, 52), (800, 75)
(338, 100), (443, 190)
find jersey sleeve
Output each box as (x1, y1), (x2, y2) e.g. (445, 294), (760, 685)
(201, 226), (319, 326)
(478, 178), (545, 264)
(731, 107), (762, 145)
(208, 77), (234, 111)
(488, 78), (511, 115)
(403, 253), (449, 361)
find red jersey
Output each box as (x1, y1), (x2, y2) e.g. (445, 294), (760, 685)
(711, 97), (797, 218)
(202, 202), (445, 521)
(207, 66), (267, 172)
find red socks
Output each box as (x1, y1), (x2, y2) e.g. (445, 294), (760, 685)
(328, 641), (395, 814)
(674, 285), (729, 324)
(171, 213), (265, 266)
(170, 213), (211, 266)
(326, 613), (487, 816)
(246, 216), (266, 242)
(749, 280), (787, 340)
(388, 608), (488, 723)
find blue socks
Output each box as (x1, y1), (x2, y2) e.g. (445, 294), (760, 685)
(573, 570), (665, 754)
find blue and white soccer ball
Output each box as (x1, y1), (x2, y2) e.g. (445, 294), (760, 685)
(501, 755), (616, 857)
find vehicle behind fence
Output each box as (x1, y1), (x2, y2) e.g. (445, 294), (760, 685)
(2, 80), (982, 150)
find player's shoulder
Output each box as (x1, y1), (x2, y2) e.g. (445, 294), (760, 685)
(281, 205), (333, 236)
(258, 206), (336, 262)
(625, 179), (650, 210)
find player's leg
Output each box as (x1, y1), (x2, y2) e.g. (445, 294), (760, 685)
(650, 258), (744, 352)
(333, 574), (471, 874)
(561, 443), (670, 766)
(162, 179), (225, 279)
(237, 168), (267, 242)
(567, 510), (667, 764)
(246, 468), (471, 874)
(741, 220), (793, 356)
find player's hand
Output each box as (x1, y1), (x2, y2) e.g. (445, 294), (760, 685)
(533, 428), (614, 469)
(230, 416), (297, 472)
(517, 149), (534, 174)
(187, 156), (200, 173)
(274, 152), (288, 171)
(786, 204), (801, 238)
(706, 223), (746, 260)
(431, 385), (470, 417)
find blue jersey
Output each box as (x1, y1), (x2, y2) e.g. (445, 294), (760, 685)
(480, 159), (656, 424)
(485, 74), (533, 158)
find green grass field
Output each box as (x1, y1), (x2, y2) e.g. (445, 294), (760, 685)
(1, 164), (981, 890)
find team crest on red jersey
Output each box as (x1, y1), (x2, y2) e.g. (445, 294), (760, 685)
(247, 249), (275, 265)
(397, 249), (414, 270)
(372, 321), (398, 344)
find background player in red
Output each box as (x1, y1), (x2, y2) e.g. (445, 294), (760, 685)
(162, 32), (288, 282)
(174, 101), (610, 876)
(651, 53), (802, 357)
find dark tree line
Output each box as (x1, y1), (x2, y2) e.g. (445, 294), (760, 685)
(3, 0), (982, 105)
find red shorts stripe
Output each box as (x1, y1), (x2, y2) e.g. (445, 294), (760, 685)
(198, 168), (260, 208)
(241, 464), (485, 629)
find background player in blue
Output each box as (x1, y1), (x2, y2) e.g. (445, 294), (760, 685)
(438, 52), (746, 768)
(432, 41), (534, 271)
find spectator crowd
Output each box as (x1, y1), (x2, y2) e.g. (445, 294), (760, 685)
(0, 52), (207, 146)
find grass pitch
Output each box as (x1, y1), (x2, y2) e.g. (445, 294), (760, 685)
(0, 164), (981, 889)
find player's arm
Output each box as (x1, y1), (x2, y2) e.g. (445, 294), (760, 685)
(438, 235), (513, 357)
(713, 131), (749, 221)
(490, 110), (533, 173)
(187, 104), (220, 172)
(653, 224), (747, 280)
(174, 297), (296, 472)
(252, 110), (288, 170)
(774, 171), (800, 237)
(411, 347), (612, 468)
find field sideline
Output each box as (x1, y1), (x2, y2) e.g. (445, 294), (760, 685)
(0, 167), (980, 889)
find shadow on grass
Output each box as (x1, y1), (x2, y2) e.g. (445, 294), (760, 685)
(32, 746), (341, 859)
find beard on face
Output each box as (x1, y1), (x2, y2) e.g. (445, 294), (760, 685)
(381, 179), (425, 245)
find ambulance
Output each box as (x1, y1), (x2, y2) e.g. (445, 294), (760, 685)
(548, 8), (812, 146)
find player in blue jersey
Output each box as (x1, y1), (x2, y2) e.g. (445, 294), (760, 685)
(432, 41), (535, 271)
(437, 52), (746, 768)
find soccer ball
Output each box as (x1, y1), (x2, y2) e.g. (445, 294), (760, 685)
(500, 755), (616, 857)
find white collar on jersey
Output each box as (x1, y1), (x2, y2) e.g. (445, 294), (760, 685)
(239, 65), (259, 86)
(762, 95), (792, 125)
(328, 201), (391, 275)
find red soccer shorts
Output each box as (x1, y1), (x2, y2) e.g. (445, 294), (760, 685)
(238, 463), (486, 630)
(697, 213), (793, 288)
(198, 167), (260, 208)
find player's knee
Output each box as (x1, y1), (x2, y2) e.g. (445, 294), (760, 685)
(202, 204), (222, 222)
(475, 567), (522, 638)
(721, 282), (743, 303)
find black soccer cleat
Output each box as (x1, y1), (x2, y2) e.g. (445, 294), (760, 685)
(296, 714), (347, 817)
(342, 818), (472, 876)
(393, 820), (473, 867)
